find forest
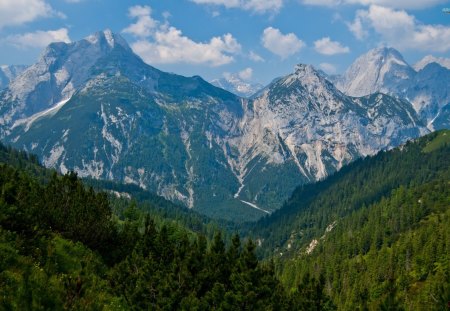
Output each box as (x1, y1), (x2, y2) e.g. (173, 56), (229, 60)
(0, 143), (332, 310)
(0, 130), (449, 309)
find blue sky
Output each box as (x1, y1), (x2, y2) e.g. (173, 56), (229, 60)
(0, 0), (449, 84)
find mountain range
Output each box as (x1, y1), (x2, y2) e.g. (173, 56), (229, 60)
(0, 30), (447, 221)
(335, 47), (450, 130)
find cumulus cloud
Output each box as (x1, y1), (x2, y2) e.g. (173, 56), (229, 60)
(261, 27), (305, 58)
(300, 0), (447, 9)
(347, 12), (368, 40)
(348, 5), (450, 52)
(122, 5), (157, 38)
(319, 63), (338, 74)
(5, 28), (71, 49)
(314, 37), (350, 55)
(249, 51), (265, 62)
(123, 5), (241, 66)
(238, 67), (253, 80)
(190, 0), (283, 13)
(0, 0), (63, 29)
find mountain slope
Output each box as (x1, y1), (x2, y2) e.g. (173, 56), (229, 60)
(249, 130), (450, 256)
(281, 178), (450, 310)
(244, 129), (450, 309)
(229, 64), (426, 210)
(336, 47), (415, 97)
(0, 144), (315, 310)
(336, 47), (450, 131)
(0, 65), (28, 90)
(0, 32), (428, 221)
(2, 31), (256, 221)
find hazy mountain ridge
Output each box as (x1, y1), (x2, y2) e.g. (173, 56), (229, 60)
(211, 74), (264, 98)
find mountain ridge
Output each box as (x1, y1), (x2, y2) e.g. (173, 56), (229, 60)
(0, 31), (433, 221)
(336, 46), (450, 131)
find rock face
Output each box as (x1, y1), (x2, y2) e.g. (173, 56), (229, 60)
(336, 47), (450, 131)
(0, 33), (429, 221)
(336, 47), (415, 97)
(230, 64), (426, 209)
(0, 65), (28, 90)
(211, 74), (264, 98)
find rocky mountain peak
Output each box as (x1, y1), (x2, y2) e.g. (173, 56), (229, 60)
(336, 46), (415, 97)
(84, 29), (131, 51)
(1, 30), (139, 124)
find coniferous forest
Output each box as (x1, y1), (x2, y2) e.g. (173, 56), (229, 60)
(0, 144), (331, 310)
(0, 131), (449, 310)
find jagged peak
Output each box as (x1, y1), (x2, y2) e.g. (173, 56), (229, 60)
(84, 29), (130, 50)
(280, 63), (331, 89)
(353, 46), (410, 68)
(293, 63), (316, 76)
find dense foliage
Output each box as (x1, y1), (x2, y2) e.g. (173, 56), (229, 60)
(84, 178), (236, 242)
(0, 151), (331, 309)
(1, 130), (449, 309)
(280, 180), (450, 309)
(248, 130), (450, 309)
(250, 130), (450, 256)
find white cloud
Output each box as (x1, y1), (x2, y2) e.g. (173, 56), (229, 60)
(249, 51), (265, 62)
(122, 5), (157, 38)
(319, 63), (337, 74)
(301, 0), (341, 6)
(314, 37), (350, 55)
(238, 67), (253, 80)
(349, 5), (450, 52)
(300, 0), (447, 9)
(347, 11), (368, 40)
(6, 28), (71, 49)
(261, 27), (305, 58)
(0, 0), (62, 29)
(190, 0), (283, 13)
(347, 0), (447, 10)
(123, 6), (241, 66)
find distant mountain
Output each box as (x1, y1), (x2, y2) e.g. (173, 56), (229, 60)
(211, 74), (264, 97)
(0, 65), (28, 90)
(336, 47), (415, 97)
(336, 47), (450, 131)
(231, 64), (426, 211)
(414, 55), (450, 71)
(0, 32), (429, 221)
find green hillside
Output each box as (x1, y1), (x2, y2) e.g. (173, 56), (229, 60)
(248, 130), (450, 309)
(0, 144), (330, 310)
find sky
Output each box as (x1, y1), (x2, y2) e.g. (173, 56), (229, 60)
(0, 0), (449, 84)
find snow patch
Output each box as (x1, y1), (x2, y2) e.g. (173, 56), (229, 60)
(240, 200), (271, 214)
(12, 97), (71, 132)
